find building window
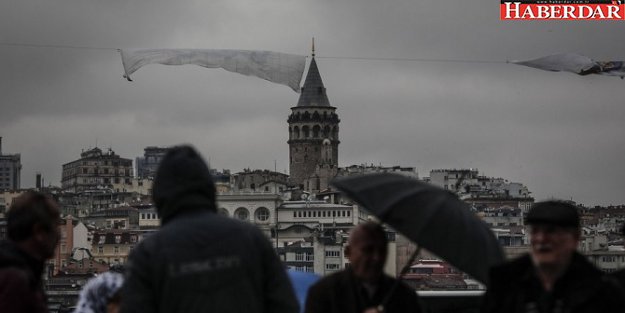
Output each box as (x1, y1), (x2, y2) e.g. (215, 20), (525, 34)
(325, 264), (340, 270)
(306, 252), (314, 261)
(98, 247), (103, 254)
(255, 207), (270, 222)
(325, 251), (340, 258)
(235, 207), (249, 221)
(295, 253), (304, 261)
(219, 208), (229, 217)
(114, 246), (119, 254)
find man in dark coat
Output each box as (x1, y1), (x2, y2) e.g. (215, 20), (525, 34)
(305, 222), (421, 313)
(482, 200), (625, 313)
(120, 145), (298, 313)
(0, 191), (61, 313)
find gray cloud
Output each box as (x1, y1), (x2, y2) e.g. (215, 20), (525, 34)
(1, 0), (625, 206)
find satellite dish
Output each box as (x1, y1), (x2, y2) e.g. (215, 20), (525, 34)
(301, 193), (309, 200)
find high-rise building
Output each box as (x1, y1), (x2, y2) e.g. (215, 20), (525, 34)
(288, 50), (340, 189)
(0, 137), (22, 190)
(61, 147), (133, 193)
(136, 146), (170, 178)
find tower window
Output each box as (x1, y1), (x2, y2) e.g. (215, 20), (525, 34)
(313, 125), (321, 138)
(303, 126), (310, 138)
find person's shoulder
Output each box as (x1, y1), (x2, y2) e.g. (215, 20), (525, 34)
(488, 254), (532, 286)
(311, 270), (349, 289)
(0, 267), (30, 290)
(383, 274), (417, 296)
(611, 268), (625, 285)
(492, 254), (532, 273)
(570, 252), (602, 276)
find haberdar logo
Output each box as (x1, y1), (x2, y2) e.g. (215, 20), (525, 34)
(500, 0), (625, 20)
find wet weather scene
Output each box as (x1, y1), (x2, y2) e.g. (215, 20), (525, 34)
(2, 0), (625, 312)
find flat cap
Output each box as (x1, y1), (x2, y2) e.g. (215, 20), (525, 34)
(525, 201), (580, 228)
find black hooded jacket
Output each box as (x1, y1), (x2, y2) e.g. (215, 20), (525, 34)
(121, 146), (299, 313)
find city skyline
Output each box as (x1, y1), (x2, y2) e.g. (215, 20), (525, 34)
(2, 0), (625, 206)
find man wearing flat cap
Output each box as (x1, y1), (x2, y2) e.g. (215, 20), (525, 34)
(482, 200), (625, 313)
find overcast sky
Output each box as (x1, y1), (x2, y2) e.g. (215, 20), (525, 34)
(1, 0), (624, 206)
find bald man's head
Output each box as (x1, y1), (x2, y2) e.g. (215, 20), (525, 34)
(345, 222), (388, 283)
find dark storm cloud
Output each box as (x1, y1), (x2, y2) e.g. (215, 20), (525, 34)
(1, 0), (625, 205)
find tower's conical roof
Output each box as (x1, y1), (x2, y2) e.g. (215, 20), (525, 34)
(296, 57), (331, 107)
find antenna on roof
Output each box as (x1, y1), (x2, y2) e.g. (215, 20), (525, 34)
(312, 37), (315, 57)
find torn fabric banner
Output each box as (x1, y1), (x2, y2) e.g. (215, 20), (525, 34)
(120, 49), (306, 92)
(512, 53), (625, 78)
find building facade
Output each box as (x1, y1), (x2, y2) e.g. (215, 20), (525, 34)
(231, 169), (289, 193)
(136, 146), (170, 178)
(91, 230), (139, 265)
(61, 147), (133, 193)
(0, 137), (21, 190)
(85, 206), (139, 230)
(216, 192), (283, 237)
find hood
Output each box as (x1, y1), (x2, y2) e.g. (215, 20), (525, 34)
(152, 145), (216, 225)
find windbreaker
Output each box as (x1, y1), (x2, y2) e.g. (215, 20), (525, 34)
(120, 146), (299, 313)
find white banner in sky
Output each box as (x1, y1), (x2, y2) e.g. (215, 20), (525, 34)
(120, 49), (306, 92)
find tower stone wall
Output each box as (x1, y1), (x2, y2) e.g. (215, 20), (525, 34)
(288, 57), (339, 188)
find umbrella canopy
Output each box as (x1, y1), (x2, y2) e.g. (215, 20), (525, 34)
(332, 173), (504, 285)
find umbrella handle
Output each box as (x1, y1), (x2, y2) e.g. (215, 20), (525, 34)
(378, 247), (421, 313)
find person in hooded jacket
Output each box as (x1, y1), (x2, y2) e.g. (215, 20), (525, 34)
(120, 145), (299, 313)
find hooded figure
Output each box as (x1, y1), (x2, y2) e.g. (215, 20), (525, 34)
(120, 145), (299, 313)
(151, 145), (217, 224)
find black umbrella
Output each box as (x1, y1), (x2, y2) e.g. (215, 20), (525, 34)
(332, 173), (504, 286)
